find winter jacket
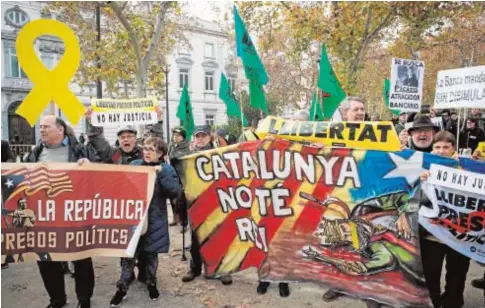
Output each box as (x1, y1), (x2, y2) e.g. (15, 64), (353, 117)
(131, 160), (180, 253)
(25, 135), (99, 163)
(458, 127), (485, 152)
(87, 125), (142, 164)
(1, 140), (14, 162)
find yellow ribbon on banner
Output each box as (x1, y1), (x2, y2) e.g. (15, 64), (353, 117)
(15, 20), (85, 126)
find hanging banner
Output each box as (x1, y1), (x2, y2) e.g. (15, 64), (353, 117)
(1, 163), (155, 263)
(90, 97), (158, 127)
(180, 139), (462, 307)
(419, 164), (485, 262)
(389, 58), (425, 113)
(255, 116), (400, 151)
(434, 65), (485, 109)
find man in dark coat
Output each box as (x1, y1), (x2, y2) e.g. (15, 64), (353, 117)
(181, 125), (233, 286)
(167, 127), (191, 227)
(24, 115), (98, 308)
(458, 117), (485, 153)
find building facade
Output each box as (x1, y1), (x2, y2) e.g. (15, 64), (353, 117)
(1, 1), (238, 151)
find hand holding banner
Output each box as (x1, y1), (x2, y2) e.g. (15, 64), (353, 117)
(15, 20), (85, 126)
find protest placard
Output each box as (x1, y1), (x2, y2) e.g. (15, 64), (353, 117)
(1, 163), (155, 262)
(389, 58), (425, 113)
(434, 65), (485, 109)
(256, 116), (401, 151)
(182, 139), (435, 308)
(420, 163), (485, 263)
(90, 97), (158, 127)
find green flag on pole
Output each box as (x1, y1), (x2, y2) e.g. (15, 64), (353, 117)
(176, 84), (195, 140)
(384, 78), (399, 116)
(309, 92), (324, 121)
(317, 44), (346, 119)
(234, 6), (268, 114)
(219, 73), (248, 126)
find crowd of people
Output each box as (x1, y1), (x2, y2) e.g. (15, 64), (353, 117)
(1, 101), (484, 308)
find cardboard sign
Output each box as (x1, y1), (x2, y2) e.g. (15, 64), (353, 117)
(389, 58), (425, 113)
(428, 164), (485, 195)
(255, 116), (401, 151)
(91, 97), (158, 127)
(434, 65), (485, 109)
(1, 163), (155, 262)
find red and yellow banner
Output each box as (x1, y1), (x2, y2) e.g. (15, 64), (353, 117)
(1, 163), (155, 262)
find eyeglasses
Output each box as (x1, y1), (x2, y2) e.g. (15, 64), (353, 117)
(143, 146), (157, 152)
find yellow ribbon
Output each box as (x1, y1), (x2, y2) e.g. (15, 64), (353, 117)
(15, 19), (85, 126)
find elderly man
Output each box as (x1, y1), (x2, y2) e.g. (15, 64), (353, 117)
(399, 115), (439, 152)
(182, 125), (233, 286)
(24, 115), (98, 308)
(339, 96), (366, 121)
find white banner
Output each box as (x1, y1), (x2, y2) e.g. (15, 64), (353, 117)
(428, 164), (485, 195)
(434, 65), (485, 109)
(389, 58), (425, 113)
(91, 111), (157, 127)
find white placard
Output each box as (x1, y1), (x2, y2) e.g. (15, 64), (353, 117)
(434, 65), (485, 109)
(91, 111), (157, 127)
(428, 164), (485, 195)
(389, 58), (425, 113)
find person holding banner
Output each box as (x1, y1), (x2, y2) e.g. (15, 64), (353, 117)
(419, 131), (471, 308)
(24, 115), (99, 308)
(458, 117), (485, 153)
(182, 125), (233, 286)
(110, 137), (180, 307)
(399, 115), (439, 152)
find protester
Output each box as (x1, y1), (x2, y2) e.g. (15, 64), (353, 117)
(394, 112), (407, 135)
(399, 115), (439, 151)
(167, 126), (191, 228)
(24, 115), (97, 308)
(110, 137), (180, 307)
(419, 131), (470, 308)
(447, 111), (460, 138)
(471, 108), (485, 131)
(85, 107), (164, 285)
(238, 119), (260, 142)
(182, 124), (232, 286)
(458, 117), (485, 153)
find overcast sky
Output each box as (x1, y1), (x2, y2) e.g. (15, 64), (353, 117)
(182, 1), (233, 23)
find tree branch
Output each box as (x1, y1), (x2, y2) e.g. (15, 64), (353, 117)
(143, 2), (170, 69)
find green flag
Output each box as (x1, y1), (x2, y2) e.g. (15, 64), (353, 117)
(219, 73), (248, 126)
(317, 44), (346, 119)
(309, 92), (324, 121)
(234, 6), (268, 114)
(384, 78), (399, 116)
(176, 84), (195, 140)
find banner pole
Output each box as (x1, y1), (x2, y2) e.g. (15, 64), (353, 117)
(239, 91), (245, 131)
(457, 108), (462, 152)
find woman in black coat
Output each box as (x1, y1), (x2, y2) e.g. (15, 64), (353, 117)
(110, 137), (180, 307)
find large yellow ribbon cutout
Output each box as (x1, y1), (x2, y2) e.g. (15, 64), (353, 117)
(15, 20), (85, 126)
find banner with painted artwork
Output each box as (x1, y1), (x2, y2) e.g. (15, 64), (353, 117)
(389, 58), (425, 113)
(420, 163), (485, 263)
(1, 163), (155, 263)
(181, 139), (469, 307)
(90, 97), (159, 127)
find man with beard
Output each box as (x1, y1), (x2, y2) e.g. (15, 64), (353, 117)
(399, 115), (439, 152)
(85, 107), (162, 284)
(182, 125), (233, 286)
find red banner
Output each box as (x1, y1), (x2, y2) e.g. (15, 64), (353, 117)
(1, 163), (155, 262)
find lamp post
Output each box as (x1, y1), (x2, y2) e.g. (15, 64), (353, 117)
(163, 65), (170, 143)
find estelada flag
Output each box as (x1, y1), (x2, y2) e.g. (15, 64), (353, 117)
(181, 139), (464, 307)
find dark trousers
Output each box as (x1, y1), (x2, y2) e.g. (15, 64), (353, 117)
(420, 239), (470, 308)
(117, 253), (158, 292)
(189, 229), (202, 273)
(38, 258), (94, 305)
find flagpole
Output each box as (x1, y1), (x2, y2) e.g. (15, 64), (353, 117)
(239, 91), (245, 131)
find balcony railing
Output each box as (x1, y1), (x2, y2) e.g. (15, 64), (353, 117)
(9, 144), (34, 162)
